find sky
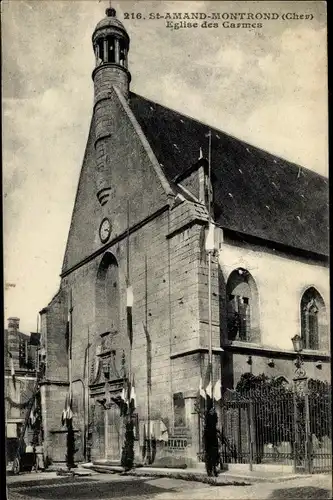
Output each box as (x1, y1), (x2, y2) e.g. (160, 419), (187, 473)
(3, 0), (328, 333)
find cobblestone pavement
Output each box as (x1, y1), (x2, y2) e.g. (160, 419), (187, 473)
(7, 472), (332, 500)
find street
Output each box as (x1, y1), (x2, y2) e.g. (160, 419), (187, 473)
(7, 472), (332, 500)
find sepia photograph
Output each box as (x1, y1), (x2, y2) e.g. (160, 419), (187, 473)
(3, 1), (330, 499)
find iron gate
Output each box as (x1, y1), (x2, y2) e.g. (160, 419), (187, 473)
(197, 382), (331, 473)
(220, 390), (252, 466)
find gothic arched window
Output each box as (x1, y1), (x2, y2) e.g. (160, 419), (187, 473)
(301, 287), (327, 350)
(226, 268), (260, 343)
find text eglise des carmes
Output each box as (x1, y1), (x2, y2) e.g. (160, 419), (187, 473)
(123, 11), (314, 29)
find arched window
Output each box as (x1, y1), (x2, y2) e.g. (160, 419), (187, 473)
(226, 268), (260, 343)
(301, 287), (327, 350)
(95, 252), (120, 335)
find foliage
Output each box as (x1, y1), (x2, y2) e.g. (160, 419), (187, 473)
(308, 379), (331, 440)
(203, 401), (219, 477)
(5, 396), (34, 409)
(31, 391), (43, 446)
(121, 420), (135, 471)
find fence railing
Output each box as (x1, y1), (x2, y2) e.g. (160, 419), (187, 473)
(198, 380), (331, 474)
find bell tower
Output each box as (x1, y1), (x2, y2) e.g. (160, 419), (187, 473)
(92, 7), (131, 101)
(92, 7), (131, 207)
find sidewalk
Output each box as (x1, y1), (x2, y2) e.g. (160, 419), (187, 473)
(82, 462), (314, 484)
(6, 461), (318, 488)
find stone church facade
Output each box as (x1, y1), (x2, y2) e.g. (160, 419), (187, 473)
(39, 8), (329, 466)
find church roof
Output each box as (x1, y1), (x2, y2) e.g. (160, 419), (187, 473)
(92, 8), (129, 44)
(129, 93), (329, 257)
(4, 329), (30, 341)
(94, 15), (127, 34)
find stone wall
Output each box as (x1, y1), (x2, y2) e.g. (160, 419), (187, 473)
(43, 199), (211, 464)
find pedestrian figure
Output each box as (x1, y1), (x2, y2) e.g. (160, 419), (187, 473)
(35, 445), (45, 471)
(204, 407), (220, 477)
(26, 441), (34, 453)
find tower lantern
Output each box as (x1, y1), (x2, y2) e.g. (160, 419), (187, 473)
(92, 7), (131, 101)
(91, 6), (131, 204)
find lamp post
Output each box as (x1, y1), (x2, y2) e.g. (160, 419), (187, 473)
(291, 334), (307, 379)
(291, 334), (311, 474)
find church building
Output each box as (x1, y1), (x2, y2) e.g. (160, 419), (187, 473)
(39, 8), (329, 467)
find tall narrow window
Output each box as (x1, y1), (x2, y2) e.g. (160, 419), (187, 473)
(96, 252), (120, 336)
(301, 287), (326, 350)
(226, 269), (259, 343)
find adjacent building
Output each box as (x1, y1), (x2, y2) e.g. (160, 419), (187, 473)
(5, 317), (40, 464)
(39, 8), (330, 467)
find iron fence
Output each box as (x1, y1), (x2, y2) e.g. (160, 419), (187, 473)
(197, 381), (331, 474)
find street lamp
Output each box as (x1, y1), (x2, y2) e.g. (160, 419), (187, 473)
(291, 334), (311, 474)
(291, 334), (306, 379)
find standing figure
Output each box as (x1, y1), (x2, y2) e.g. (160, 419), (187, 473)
(204, 407), (220, 477)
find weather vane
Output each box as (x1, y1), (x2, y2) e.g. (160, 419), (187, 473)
(98, 0), (112, 7)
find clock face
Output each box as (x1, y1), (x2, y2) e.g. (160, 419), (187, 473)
(99, 218), (112, 243)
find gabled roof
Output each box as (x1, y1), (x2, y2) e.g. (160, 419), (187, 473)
(129, 93), (329, 257)
(4, 329), (30, 341)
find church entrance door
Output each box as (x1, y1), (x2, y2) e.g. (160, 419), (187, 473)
(105, 404), (124, 462)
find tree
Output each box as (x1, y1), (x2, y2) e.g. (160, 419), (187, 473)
(307, 379), (331, 441)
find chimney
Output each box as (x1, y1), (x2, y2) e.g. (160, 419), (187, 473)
(8, 317), (20, 333)
(7, 317), (20, 361)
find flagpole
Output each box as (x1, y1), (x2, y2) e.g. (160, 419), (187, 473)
(85, 327), (89, 461)
(145, 255), (151, 464)
(127, 200), (132, 423)
(66, 288), (74, 469)
(69, 289), (73, 403)
(207, 130), (213, 406)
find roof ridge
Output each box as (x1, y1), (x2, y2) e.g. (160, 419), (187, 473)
(130, 92), (327, 181)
